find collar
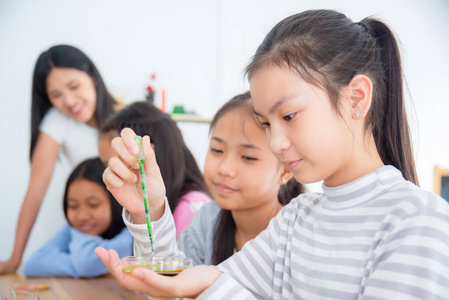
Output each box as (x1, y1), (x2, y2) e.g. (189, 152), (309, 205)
(321, 165), (404, 210)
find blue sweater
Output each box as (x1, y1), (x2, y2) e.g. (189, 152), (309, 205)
(24, 224), (133, 278)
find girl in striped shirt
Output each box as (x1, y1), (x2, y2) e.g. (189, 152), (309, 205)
(97, 9), (449, 299)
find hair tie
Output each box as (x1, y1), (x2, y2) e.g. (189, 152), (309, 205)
(357, 22), (369, 33)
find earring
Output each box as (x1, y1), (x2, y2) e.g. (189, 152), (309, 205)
(282, 177), (287, 184)
(355, 110), (362, 117)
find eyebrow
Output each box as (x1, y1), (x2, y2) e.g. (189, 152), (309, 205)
(211, 136), (262, 151)
(253, 94), (297, 117)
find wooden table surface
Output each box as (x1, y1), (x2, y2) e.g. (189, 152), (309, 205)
(0, 273), (148, 299)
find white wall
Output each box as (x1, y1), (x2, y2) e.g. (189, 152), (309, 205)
(1, 0), (448, 263)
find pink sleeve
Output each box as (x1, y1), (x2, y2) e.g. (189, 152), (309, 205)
(172, 191), (213, 239)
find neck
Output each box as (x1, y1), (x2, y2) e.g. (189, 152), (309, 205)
(232, 200), (283, 251)
(325, 131), (384, 187)
(86, 117), (98, 128)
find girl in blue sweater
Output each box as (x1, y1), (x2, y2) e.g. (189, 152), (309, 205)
(24, 157), (132, 278)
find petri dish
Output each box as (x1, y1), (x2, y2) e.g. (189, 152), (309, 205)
(122, 255), (192, 276)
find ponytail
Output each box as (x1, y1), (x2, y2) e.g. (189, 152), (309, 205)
(363, 19), (419, 185)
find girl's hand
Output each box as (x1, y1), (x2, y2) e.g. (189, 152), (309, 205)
(102, 128), (166, 223)
(95, 247), (221, 298)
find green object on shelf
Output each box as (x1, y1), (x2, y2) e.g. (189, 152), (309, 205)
(172, 105), (185, 114)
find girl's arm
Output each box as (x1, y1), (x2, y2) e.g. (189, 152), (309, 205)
(96, 247), (224, 299)
(68, 227), (133, 278)
(96, 203), (286, 299)
(361, 210), (449, 299)
(23, 224), (78, 278)
(0, 132), (59, 274)
(123, 198), (183, 257)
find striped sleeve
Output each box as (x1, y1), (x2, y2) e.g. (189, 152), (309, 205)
(198, 203), (289, 299)
(123, 197), (184, 257)
(197, 273), (257, 300)
(361, 208), (449, 299)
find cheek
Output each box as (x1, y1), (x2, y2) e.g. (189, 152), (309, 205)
(66, 210), (76, 224)
(203, 155), (214, 179)
(49, 98), (64, 111)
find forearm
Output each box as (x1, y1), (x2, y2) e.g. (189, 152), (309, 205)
(9, 191), (47, 262)
(11, 132), (58, 262)
(197, 272), (257, 300)
(124, 198), (183, 257)
(69, 228), (133, 278)
(24, 250), (77, 278)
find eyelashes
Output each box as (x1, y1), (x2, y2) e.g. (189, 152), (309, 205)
(259, 112), (296, 129)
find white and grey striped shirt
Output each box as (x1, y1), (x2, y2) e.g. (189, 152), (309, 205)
(125, 165), (449, 299)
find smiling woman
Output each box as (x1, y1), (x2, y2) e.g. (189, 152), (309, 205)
(45, 68), (98, 127)
(0, 45), (120, 274)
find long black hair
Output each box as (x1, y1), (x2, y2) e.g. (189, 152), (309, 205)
(63, 157), (125, 239)
(211, 92), (305, 265)
(30, 45), (117, 160)
(100, 101), (212, 213)
(245, 10), (418, 185)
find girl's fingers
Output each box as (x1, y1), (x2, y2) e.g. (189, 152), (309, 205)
(121, 127), (140, 156)
(103, 167), (125, 189)
(111, 135), (138, 169)
(96, 248), (159, 294)
(108, 157), (137, 184)
(94, 247), (110, 266)
(142, 135), (161, 179)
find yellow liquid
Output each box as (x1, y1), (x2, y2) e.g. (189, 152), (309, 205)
(122, 264), (184, 275)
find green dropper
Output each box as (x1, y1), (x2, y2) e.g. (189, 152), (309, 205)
(134, 135), (154, 252)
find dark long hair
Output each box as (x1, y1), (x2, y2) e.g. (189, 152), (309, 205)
(63, 157), (125, 239)
(100, 101), (211, 212)
(211, 92), (305, 265)
(245, 10), (418, 185)
(30, 45), (117, 160)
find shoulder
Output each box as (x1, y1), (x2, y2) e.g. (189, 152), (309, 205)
(41, 107), (71, 126)
(189, 202), (221, 228)
(385, 180), (449, 218)
(176, 191), (213, 214)
(39, 107), (74, 142)
(178, 191), (213, 204)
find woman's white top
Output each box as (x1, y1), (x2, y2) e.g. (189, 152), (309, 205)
(40, 107), (99, 167)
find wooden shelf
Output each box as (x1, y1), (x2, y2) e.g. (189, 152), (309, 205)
(170, 113), (211, 123)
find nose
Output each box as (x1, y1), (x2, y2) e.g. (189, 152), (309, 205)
(217, 154), (237, 178)
(76, 207), (92, 223)
(268, 125), (290, 156)
(63, 92), (77, 108)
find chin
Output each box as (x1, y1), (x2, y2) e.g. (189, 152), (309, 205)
(292, 172), (322, 185)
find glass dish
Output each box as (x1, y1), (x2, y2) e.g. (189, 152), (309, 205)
(122, 255), (192, 276)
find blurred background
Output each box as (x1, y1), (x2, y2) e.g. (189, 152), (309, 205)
(1, 0), (448, 263)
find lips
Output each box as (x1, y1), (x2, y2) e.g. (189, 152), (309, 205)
(214, 183), (237, 195)
(282, 159), (302, 171)
(71, 103), (84, 116)
(77, 224), (95, 234)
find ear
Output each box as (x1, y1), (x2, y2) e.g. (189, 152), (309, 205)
(278, 168), (293, 185)
(347, 74), (373, 120)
